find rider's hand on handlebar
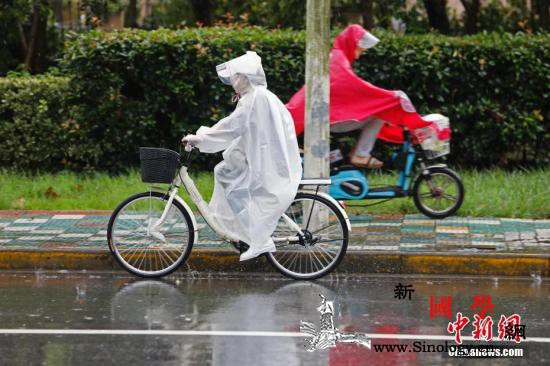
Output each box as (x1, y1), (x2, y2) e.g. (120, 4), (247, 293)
(181, 134), (202, 151)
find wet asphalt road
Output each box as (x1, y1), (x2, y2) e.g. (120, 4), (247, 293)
(0, 271), (548, 366)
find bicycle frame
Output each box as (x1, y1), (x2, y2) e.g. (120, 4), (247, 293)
(149, 165), (316, 244)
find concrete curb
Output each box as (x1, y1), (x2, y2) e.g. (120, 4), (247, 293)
(0, 249), (547, 277)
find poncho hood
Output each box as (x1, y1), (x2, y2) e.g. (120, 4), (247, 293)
(286, 24), (445, 143)
(333, 24), (368, 63)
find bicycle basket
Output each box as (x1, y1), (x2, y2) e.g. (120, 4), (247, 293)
(139, 147), (180, 184)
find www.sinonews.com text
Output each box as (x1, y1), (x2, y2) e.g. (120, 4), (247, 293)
(372, 341), (524, 357)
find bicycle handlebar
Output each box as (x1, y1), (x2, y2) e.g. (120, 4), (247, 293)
(178, 140), (197, 166)
(183, 142), (195, 152)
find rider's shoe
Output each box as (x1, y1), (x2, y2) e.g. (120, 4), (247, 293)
(240, 244), (276, 261)
(349, 154), (383, 169)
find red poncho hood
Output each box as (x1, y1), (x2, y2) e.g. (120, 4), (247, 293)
(286, 24), (448, 143)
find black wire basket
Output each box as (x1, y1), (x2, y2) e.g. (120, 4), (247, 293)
(139, 147), (180, 184)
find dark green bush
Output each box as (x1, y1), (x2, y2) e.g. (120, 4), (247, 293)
(60, 27), (308, 171)
(355, 31), (550, 166)
(0, 75), (72, 170)
(1, 27), (548, 171)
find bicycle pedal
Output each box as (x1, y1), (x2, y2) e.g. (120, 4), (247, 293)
(236, 241), (250, 254)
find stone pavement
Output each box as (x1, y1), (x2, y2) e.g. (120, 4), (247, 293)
(1, 211), (549, 254)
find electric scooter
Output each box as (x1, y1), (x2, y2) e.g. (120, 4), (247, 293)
(329, 117), (464, 219)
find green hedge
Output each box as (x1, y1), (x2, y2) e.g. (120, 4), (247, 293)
(1, 27), (548, 171)
(0, 75), (71, 170)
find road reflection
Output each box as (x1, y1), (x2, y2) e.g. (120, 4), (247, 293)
(109, 277), (338, 365)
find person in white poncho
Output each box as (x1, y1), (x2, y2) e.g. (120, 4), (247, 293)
(182, 51), (302, 261)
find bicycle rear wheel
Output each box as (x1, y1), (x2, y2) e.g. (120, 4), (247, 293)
(267, 192), (348, 280)
(107, 191), (194, 278)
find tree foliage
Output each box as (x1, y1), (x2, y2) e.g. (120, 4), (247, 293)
(1, 0), (548, 75)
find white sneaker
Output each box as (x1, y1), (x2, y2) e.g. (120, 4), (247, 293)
(239, 245), (276, 261)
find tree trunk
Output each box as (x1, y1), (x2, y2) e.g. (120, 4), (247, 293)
(304, 0), (331, 182)
(67, 0), (74, 30)
(533, 0), (550, 30)
(423, 0), (451, 34)
(139, 0), (153, 26)
(52, 0), (64, 28)
(18, 24), (28, 59)
(191, 0), (212, 26)
(24, 0), (48, 73)
(358, 0), (374, 29)
(125, 0), (138, 27)
(460, 0), (480, 34)
(376, 1), (391, 28)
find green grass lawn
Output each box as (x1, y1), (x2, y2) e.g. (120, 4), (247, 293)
(0, 169), (214, 212)
(346, 168), (550, 219)
(0, 168), (548, 218)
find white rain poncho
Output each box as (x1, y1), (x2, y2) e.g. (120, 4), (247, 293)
(194, 51), (302, 260)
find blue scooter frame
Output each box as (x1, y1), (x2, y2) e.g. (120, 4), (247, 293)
(329, 129), (465, 219)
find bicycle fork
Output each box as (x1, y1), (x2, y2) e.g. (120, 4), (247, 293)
(148, 186), (180, 242)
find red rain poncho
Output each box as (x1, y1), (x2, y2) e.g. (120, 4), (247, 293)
(286, 24), (446, 143)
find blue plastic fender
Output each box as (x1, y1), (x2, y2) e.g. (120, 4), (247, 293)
(329, 169), (369, 200)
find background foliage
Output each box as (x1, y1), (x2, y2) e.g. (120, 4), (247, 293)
(0, 27), (548, 172)
(1, 0), (548, 75)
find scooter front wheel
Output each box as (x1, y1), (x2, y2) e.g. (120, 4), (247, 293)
(267, 192), (348, 280)
(412, 167), (465, 219)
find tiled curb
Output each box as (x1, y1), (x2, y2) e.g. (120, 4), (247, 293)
(0, 249), (547, 277)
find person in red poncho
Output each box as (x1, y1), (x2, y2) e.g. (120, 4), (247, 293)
(286, 24), (434, 169)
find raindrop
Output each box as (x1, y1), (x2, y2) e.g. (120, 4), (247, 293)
(76, 285), (86, 297)
(530, 273), (542, 284)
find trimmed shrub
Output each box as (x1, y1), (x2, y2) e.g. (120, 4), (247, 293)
(1, 27), (548, 171)
(356, 32), (550, 167)
(59, 27), (308, 171)
(0, 75), (72, 170)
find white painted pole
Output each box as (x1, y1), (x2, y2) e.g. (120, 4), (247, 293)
(304, 0), (331, 181)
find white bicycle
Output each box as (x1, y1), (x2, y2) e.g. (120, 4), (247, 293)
(107, 144), (351, 280)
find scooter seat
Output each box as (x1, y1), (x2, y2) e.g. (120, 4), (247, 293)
(330, 164), (362, 174)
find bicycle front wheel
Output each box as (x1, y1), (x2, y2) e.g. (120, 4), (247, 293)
(107, 191), (194, 278)
(267, 192), (348, 280)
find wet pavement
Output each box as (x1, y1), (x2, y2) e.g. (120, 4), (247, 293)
(1, 211), (550, 254)
(0, 271), (548, 365)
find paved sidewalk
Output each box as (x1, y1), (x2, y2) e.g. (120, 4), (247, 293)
(0, 211), (549, 276)
(1, 211), (549, 253)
